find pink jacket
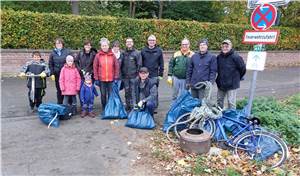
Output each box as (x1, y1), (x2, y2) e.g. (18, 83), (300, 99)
(59, 64), (81, 95)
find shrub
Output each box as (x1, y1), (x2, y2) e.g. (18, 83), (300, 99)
(1, 10), (300, 50)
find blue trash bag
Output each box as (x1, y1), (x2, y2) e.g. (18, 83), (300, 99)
(102, 82), (127, 119)
(125, 108), (155, 129)
(162, 90), (201, 132)
(213, 108), (249, 140)
(38, 103), (70, 128)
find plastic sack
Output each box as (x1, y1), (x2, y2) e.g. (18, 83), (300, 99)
(125, 109), (155, 129)
(102, 82), (127, 119)
(38, 103), (71, 128)
(213, 108), (248, 140)
(162, 90), (201, 132)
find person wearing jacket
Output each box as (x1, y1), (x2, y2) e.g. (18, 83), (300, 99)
(186, 39), (217, 100)
(75, 39), (97, 80)
(141, 34), (164, 85)
(216, 39), (246, 109)
(111, 40), (124, 90)
(120, 37), (142, 110)
(132, 67), (158, 116)
(80, 74), (98, 118)
(49, 38), (71, 104)
(59, 55), (81, 115)
(168, 38), (194, 101)
(93, 38), (119, 109)
(19, 51), (50, 111)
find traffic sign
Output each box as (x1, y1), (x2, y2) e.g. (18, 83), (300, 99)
(247, 0), (290, 9)
(243, 30), (280, 44)
(251, 3), (277, 31)
(246, 51), (267, 71)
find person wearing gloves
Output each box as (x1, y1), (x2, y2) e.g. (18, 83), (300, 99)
(120, 37), (142, 111)
(75, 39), (97, 81)
(93, 38), (119, 110)
(19, 51), (50, 112)
(216, 39), (246, 109)
(59, 55), (81, 115)
(186, 39), (217, 100)
(48, 38), (71, 104)
(168, 38), (194, 101)
(80, 74), (98, 118)
(131, 67), (158, 116)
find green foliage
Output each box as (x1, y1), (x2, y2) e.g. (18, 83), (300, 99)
(225, 167), (241, 176)
(237, 94), (300, 145)
(1, 10), (300, 50)
(192, 156), (206, 175)
(280, 1), (300, 28)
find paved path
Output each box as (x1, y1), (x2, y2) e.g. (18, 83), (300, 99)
(1, 67), (300, 175)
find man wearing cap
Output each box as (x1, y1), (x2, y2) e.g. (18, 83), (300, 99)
(186, 39), (217, 100)
(141, 34), (164, 85)
(120, 37), (142, 111)
(131, 67), (158, 115)
(216, 39), (246, 109)
(168, 38), (194, 101)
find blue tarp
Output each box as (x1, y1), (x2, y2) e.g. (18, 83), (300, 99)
(162, 90), (201, 132)
(102, 82), (127, 119)
(125, 109), (155, 129)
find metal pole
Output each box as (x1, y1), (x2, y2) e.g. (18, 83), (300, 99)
(246, 44), (264, 117)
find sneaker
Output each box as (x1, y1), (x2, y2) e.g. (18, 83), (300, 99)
(80, 111), (87, 118)
(88, 112), (96, 118)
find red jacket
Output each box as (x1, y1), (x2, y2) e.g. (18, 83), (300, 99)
(59, 64), (81, 95)
(93, 50), (119, 82)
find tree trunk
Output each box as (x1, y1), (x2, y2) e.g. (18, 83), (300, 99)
(158, 1), (163, 19)
(132, 1), (136, 18)
(129, 1), (132, 17)
(71, 0), (79, 15)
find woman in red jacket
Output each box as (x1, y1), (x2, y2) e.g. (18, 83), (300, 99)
(93, 38), (119, 109)
(59, 55), (81, 115)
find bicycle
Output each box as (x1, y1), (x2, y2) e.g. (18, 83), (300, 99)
(166, 82), (288, 168)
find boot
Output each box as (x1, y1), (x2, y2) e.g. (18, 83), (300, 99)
(80, 111), (87, 118)
(88, 112), (96, 118)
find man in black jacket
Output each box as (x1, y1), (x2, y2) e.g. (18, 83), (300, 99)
(141, 35), (164, 85)
(131, 67), (158, 116)
(216, 39), (246, 109)
(120, 37), (142, 110)
(186, 39), (217, 100)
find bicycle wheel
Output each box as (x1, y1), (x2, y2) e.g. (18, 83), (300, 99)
(233, 130), (288, 168)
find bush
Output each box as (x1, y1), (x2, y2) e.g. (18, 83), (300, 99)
(1, 10), (300, 50)
(237, 94), (300, 145)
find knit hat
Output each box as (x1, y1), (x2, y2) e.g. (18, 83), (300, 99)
(84, 73), (91, 81)
(66, 55), (74, 62)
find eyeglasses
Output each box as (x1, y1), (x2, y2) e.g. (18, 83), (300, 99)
(148, 39), (156, 41)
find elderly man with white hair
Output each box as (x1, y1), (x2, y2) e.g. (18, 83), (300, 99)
(93, 38), (119, 110)
(168, 38), (194, 101)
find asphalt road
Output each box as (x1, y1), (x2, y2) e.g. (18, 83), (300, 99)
(1, 67), (300, 175)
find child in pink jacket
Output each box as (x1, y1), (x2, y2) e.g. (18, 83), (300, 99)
(59, 55), (81, 115)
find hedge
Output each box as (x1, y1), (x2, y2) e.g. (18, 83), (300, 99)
(1, 10), (300, 50)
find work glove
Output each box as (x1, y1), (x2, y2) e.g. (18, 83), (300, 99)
(159, 76), (163, 80)
(50, 75), (55, 81)
(19, 72), (26, 79)
(137, 100), (145, 108)
(39, 72), (47, 78)
(81, 69), (86, 76)
(167, 76), (173, 86)
(94, 80), (101, 87)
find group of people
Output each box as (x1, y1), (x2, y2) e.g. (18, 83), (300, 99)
(19, 34), (246, 119)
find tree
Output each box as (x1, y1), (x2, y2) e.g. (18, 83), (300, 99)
(71, 0), (79, 15)
(158, 0), (163, 19)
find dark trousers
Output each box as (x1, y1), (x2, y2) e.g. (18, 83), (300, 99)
(99, 81), (113, 109)
(63, 95), (77, 114)
(55, 74), (64, 104)
(28, 88), (44, 108)
(145, 101), (155, 116)
(123, 78), (135, 109)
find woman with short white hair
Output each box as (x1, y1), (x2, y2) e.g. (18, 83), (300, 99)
(93, 38), (119, 110)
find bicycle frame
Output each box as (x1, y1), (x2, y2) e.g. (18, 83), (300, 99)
(213, 114), (259, 148)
